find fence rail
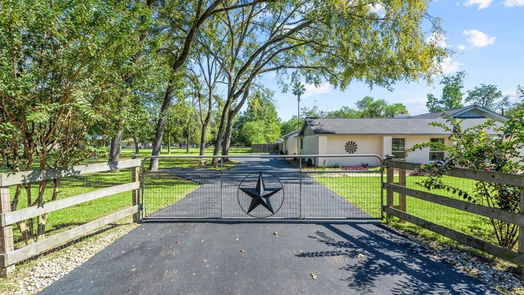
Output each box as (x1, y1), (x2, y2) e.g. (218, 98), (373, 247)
(0, 160), (141, 276)
(384, 160), (524, 268)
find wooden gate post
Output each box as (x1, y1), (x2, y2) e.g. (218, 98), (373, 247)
(398, 169), (407, 212)
(0, 186), (14, 277)
(386, 166), (394, 220)
(519, 187), (524, 274)
(131, 167), (140, 223)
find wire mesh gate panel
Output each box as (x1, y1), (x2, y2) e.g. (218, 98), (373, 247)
(141, 155), (383, 219)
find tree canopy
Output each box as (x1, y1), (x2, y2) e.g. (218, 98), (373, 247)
(426, 71), (466, 112)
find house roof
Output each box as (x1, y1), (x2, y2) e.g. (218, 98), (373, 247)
(281, 129), (300, 139)
(300, 117), (502, 136)
(409, 105), (507, 122)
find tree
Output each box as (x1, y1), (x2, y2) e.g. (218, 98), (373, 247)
(206, 0), (446, 162)
(0, 0), (142, 242)
(411, 111), (524, 248)
(466, 84), (503, 111)
(281, 117), (302, 135)
(325, 106), (360, 118)
(292, 82), (306, 120)
(234, 88), (281, 145)
(355, 97), (408, 118)
(426, 72), (466, 112)
(148, 0), (274, 171)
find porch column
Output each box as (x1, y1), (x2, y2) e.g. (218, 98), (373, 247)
(317, 136), (327, 166)
(382, 136), (392, 158)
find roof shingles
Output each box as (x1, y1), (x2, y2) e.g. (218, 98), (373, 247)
(303, 117), (501, 135)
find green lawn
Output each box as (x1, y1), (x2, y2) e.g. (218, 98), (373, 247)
(5, 147), (252, 248)
(314, 173), (497, 246)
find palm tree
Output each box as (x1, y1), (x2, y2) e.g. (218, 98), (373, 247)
(292, 81), (306, 120)
(292, 81), (305, 155)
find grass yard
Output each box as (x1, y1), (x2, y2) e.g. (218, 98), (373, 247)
(9, 169), (199, 248)
(2, 146), (253, 248)
(314, 173), (499, 247)
(126, 147), (251, 170)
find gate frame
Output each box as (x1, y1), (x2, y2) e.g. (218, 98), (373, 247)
(139, 154), (384, 221)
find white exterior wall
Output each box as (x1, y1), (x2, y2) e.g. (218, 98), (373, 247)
(391, 135), (448, 164)
(297, 130), (450, 166)
(382, 136), (392, 157)
(282, 136), (299, 155)
(325, 135), (383, 167)
(301, 135), (319, 165)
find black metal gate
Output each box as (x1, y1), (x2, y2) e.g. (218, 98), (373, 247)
(140, 154), (383, 220)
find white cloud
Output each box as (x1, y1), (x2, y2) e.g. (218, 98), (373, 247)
(303, 83), (332, 98)
(463, 30), (496, 48)
(457, 44), (467, 50)
(440, 57), (463, 74)
(504, 0), (524, 7)
(502, 91), (521, 103)
(463, 0), (492, 9)
(426, 32), (448, 48)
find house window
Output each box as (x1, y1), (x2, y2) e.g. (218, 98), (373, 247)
(429, 138), (445, 161)
(391, 138), (406, 159)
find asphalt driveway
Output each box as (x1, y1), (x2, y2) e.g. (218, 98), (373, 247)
(39, 220), (497, 295)
(38, 157), (497, 294)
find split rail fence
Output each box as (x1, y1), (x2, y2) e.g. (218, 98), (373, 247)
(0, 159), (141, 276)
(383, 160), (524, 268)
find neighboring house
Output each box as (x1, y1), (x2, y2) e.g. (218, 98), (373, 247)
(280, 105), (506, 167)
(280, 130), (300, 155)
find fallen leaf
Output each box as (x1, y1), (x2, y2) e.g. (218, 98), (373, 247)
(310, 273), (317, 280)
(273, 232), (279, 237)
(176, 241), (182, 244)
(356, 253), (366, 258)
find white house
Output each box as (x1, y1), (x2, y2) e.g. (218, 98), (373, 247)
(280, 130), (300, 155)
(280, 105), (507, 167)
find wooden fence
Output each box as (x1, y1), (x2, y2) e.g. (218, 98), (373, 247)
(0, 159), (141, 276)
(251, 143), (279, 153)
(384, 160), (524, 268)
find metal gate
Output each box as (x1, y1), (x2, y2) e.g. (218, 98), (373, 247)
(140, 154), (383, 220)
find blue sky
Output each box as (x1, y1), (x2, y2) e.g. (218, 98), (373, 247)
(263, 0), (524, 121)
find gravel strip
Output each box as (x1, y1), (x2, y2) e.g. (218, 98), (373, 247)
(386, 224), (524, 295)
(0, 222), (137, 295)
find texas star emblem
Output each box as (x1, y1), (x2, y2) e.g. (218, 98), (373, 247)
(238, 172), (284, 217)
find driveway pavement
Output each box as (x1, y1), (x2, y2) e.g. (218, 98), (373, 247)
(150, 157), (373, 219)
(38, 157), (497, 295)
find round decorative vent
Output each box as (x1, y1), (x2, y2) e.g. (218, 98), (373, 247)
(345, 141), (358, 154)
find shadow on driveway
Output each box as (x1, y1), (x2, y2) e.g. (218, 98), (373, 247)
(39, 220), (497, 295)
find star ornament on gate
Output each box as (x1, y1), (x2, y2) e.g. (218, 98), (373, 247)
(240, 173), (282, 214)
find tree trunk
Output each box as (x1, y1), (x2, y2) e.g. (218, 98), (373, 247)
(186, 120), (190, 153)
(149, 83), (174, 171)
(212, 103), (232, 166)
(167, 129), (171, 154)
(199, 128), (207, 156)
(109, 129), (123, 162)
(133, 135), (140, 155)
(221, 89), (250, 157)
(221, 111), (234, 158)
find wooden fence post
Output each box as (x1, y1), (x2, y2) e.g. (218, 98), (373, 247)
(519, 187), (524, 274)
(398, 169), (407, 212)
(0, 186), (14, 277)
(386, 166), (394, 219)
(131, 167), (140, 223)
